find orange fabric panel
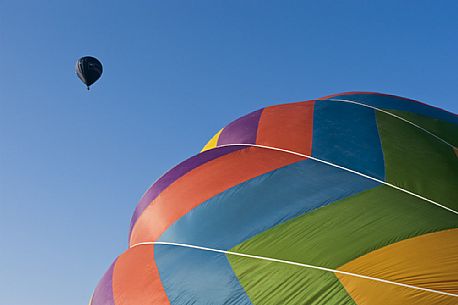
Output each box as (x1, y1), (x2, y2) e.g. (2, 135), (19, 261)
(336, 229), (458, 305)
(256, 101), (314, 155)
(130, 147), (304, 246)
(112, 245), (170, 305)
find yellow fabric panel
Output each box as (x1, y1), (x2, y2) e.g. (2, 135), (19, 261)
(336, 229), (458, 305)
(201, 129), (223, 152)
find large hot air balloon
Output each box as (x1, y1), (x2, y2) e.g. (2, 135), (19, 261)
(90, 92), (458, 305)
(76, 56), (103, 90)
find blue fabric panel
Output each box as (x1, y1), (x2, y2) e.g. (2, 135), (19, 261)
(158, 159), (379, 250)
(154, 244), (253, 305)
(326, 93), (458, 124)
(312, 100), (385, 180)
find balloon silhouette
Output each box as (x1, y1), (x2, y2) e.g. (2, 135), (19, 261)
(75, 56), (103, 90)
(89, 92), (458, 305)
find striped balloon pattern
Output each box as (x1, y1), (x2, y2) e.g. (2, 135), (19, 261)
(90, 92), (458, 305)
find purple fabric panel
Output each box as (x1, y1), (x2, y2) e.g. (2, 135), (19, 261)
(91, 261), (115, 305)
(129, 145), (245, 235)
(217, 109), (263, 145)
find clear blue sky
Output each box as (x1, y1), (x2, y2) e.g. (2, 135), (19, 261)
(0, 1), (457, 305)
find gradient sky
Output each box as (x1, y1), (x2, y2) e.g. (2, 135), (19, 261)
(0, 1), (457, 305)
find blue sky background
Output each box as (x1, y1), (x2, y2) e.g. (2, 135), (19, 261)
(0, 1), (457, 305)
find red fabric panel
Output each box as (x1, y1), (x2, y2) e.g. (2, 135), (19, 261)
(129, 147), (305, 246)
(256, 101), (314, 155)
(112, 245), (170, 305)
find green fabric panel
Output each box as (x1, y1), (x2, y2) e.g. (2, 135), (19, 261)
(227, 255), (356, 305)
(376, 111), (458, 211)
(231, 185), (457, 268)
(228, 185), (457, 304)
(388, 109), (458, 147)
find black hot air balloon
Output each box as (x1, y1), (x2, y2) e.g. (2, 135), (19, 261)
(75, 56), (103, 90)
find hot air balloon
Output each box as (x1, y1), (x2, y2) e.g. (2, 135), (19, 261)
(90, 92), (458, 305)
(75, 56), (103, 90)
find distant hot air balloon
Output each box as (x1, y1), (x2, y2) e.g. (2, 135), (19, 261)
(89, 92), (458, 305)
(75, 56), (103, 90)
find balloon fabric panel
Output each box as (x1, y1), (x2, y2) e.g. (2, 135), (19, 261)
(387, 110), (458, 147)
(217, 109), (262, 146)
(91, 262), (115, 305)
(312, 100), (385, 180)
(201, 128), (223, 152)
(154, 244), (253, 305)
(112, 245), (169, 305)
(228, 255), (356, 305)
(376, 111), (458, 211)
(256, 101), (314, 155)
(336, 229), (458, 305)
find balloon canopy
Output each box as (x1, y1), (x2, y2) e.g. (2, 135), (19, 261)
(75, 56), (103, 90)
(90, 92), (458, 305)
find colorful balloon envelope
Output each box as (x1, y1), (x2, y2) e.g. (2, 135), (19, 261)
(90, 92), (458, 305)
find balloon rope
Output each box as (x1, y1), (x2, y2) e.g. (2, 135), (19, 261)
(131, 241), (458, 298)
(327, 98), (455, 148)
(217, 144), (458, 216)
